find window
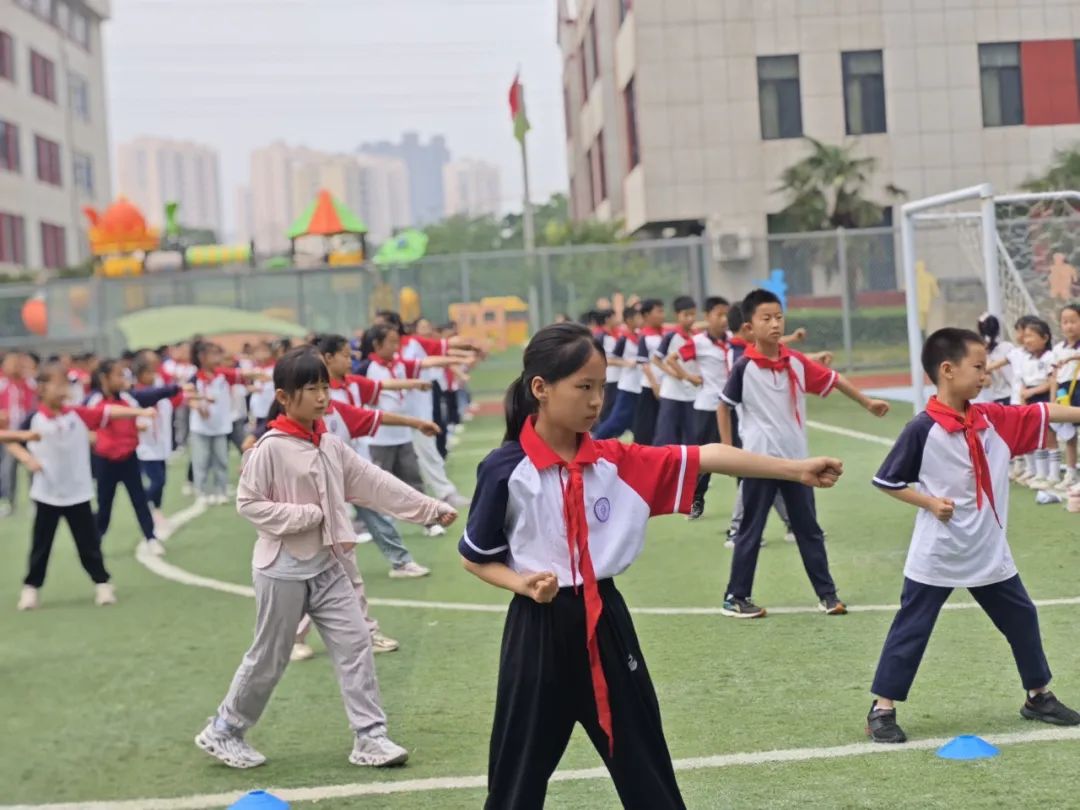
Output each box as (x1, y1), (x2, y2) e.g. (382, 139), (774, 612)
(0, 31), (13, 82)
(73, 151), (93, 194)
(69, 72), (89, 121)
(0, 213), (26, 264)
(624, 78), (640, 169)
(842, 50), (887, 135)
(583, 14), (598, 90)
(0, 121), (18, 172)
(589, 133), (607, 209)
(69, 10), (89, 49)
(563, 83), (573, 139)
(619, 0), (632, 24)
(35, 135), (61, 185)
(579, 44), (588, 100)
(980, 43), (1024, 126)
(30, 50), (55, 102)
(758, 55), (803, 139)
(40, 222), (66, 269)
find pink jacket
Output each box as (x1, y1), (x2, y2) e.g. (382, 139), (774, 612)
(237, 429), (445, 570)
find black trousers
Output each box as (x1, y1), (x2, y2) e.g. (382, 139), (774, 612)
(95, 454), (157, 541)
(25, 500), (110, 587)
(486, 580), (685, 810)
(633, 388), (660, 446)
(653, 398), (696, 446)
(599, 381), (619, 423)
(726, 478), (835, 599)
(140, 459), (166, 509)
(872, 575), (1052, 701)
(432, 381), (448, 459)
(443, 387), (461, 427)
(691, 408), (720, 502)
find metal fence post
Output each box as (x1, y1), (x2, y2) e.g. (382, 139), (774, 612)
(837, 227), (854, 373)
(459, 254), (471, 303)
(540, 250), (553, 325)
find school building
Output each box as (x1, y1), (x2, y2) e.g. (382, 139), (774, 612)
(558, 0), (1080, 257)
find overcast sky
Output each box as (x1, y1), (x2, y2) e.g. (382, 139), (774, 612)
(104, 0), (567, 235)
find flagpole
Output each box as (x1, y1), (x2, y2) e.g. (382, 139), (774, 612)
(520, 131), (535, 253)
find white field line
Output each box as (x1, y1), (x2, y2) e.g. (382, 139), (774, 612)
(7, 726), (1080, 810)
(135, 420), (1080, 617)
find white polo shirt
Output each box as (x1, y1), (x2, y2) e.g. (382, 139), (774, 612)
(365, 356), (421, 446)
(977, 341), (1015, 403)
(721, 348), (837, 459)
(248, 366), (276, 420)
(27, 405), (107, 506)
(656, 329), (697, 402)
(136, 385), (179, 461)
(1019, 350), (1054, 389)
(190, 368), (241, 436)
(602, 331), (620, 385)
(458, 417), (700, 586)
(1053, 340), (1080, 386)
(872, 402), (1047, 588)
(636, 327), (666, 388)
(679, 332), (732, 411)
(615, 331), (641, 394)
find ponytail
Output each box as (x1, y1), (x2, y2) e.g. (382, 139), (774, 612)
(977, 312), (1000, 354)
(503, 372), (537, 442)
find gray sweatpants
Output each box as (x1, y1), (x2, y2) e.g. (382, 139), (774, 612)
(368, 442), (424, 493)
(190, 433), (229, 497)
(217, 563), (387, 736)
(411, 431), (458, 501)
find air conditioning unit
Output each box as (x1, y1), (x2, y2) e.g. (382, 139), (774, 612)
(712, 227), (753, 262)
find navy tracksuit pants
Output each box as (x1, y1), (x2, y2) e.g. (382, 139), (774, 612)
(872, 574), (1051, 701)
(594, 390), (639, 440)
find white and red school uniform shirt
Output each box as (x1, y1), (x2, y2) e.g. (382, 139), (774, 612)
(721, 345), (837, 459)
(679, 332), (732, 412)
(190, 367), (242, 436)
(601, 328), (621, 385)
(27, 403), (109, 506)
(977, 341), (1016, 403)
(1019, 350), (1054, 389)
(0, 374), (35, 429)
(135, 384), (185, 462)
(66, 368), (92, 404)
(614, 328), (641, 394)
(162, 359), (197, 385)
(656, 328), (697, 402)
(248, 365), (277, 421)
(330, 375), (382, 458)
(323, 399), (382, 445)
(872, 400), (1047, 588)
(635, 326), (666, 388)
(365, 355), (421, 446)
(401, 334), (447, 419)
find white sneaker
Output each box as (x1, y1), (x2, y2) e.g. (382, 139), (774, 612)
(372, 631), (400, 654)
(182, 482), (195, 496)
(1029, 477), (1052, 491)
(423, 524), (446, 538)
(290, 643), (315, 662)
(146, 538), (167, 557)
(349, 733), (408, 767)
(195, 719), (266, 769)
(784, 531), (796, 543)
(445, 493), (471, 509)
(724, 538), (735, 549)
(17, 585), (39, 611)
(195, 495), (211, 507)
(389, 561), (431, 579)
(355, 531), (373, 544)
(95, 583), (117, 606)
(212, 494), (229, 506)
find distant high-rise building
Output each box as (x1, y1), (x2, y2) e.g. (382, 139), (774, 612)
(249, 142), (412, 251)
(443, 159), (502, 218)
(116, 137), (222, 232)
(233, 185), (253, 243)
(1, 0), (113, 273)
(359, 131), (449, 226)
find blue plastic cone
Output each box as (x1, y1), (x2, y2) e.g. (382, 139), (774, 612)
(936, 734), (1000, 760)
(229, 790), (290, 810)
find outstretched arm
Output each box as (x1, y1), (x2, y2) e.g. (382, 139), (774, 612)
(833, 375), (890, 417)
(697, 443), (842, 488)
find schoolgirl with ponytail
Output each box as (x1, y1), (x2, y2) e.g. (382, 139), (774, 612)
(460, 322), (845, 810)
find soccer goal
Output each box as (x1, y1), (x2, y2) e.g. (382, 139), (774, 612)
(899, 185), (1080, 411)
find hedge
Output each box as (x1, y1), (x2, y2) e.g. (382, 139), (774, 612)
(785, 308), (908, 348)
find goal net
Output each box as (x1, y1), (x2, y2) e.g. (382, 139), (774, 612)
(901, 187), (1080, 410)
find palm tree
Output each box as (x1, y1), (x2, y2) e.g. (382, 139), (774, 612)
(773, 137), (905, 232)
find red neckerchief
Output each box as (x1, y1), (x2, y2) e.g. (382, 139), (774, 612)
(640, 326), (663, 337)
(519, 416), (613, 757)
(268, 415), (326, 446)
(744, 344), (803, 424)
(707, 332), (731, 372)
(730, 336), (748, 349)
(37, 404), (72, 418)
(925, 397), (1000, 526)
(195, 368), (217, 383)
(672, 325), (693, 340)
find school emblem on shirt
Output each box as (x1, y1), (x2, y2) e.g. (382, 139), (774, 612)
(594, 497), (611, 522)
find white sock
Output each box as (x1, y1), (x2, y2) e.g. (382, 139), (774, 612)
(1035, 449), (1049, 479)
(1048, 449), (1062, 482)
(1026, 454), (1037, 475)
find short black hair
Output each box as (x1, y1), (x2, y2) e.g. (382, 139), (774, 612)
(704, 296), (729, 313)
(741, 288), (782, 320)
(673, 295), (696, 314)
(921, 327), (984, 384)
(726, 301), (744, 333)
(639, 298), (663, 316)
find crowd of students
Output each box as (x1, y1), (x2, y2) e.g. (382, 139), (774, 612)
(6, 291), (1080, 807)
(0, 312), (482, 619)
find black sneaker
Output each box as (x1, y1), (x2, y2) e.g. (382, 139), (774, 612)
(866, 702), (907, 743)
(721, 596), (766, 619)
(819, 594), (848, 615)
(688, 498), (705, 521)
(1021, 691), (1080, 726)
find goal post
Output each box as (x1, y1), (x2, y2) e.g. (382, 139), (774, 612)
(900, 184), (998, 412)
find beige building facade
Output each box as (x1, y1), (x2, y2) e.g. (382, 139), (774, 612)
(443, 158), (502, 217)
(116, 136), (223, 232)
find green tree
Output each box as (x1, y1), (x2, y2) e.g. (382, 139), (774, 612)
(1022, 143), (1080, 192)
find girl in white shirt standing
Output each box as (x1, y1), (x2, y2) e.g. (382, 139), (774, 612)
(1017, 319), (1059, 488)
(9, 363), (151, 611)
(977, 314), (1015, 405)
(1051, 304), (1080, 492)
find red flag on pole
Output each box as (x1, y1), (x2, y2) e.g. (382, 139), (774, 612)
(509, 72), (531, 143)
